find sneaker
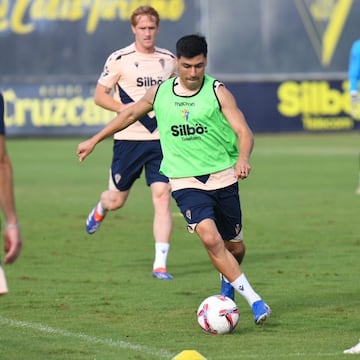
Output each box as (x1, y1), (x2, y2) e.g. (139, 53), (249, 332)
(252, 300), (271, 325)
(86, 206), (105, 234)
(152, 268), (173, 280)
(344, 340), (360, 354)
(220, 274), (235, 300)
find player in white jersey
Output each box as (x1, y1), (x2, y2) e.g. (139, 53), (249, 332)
(86, 6), (176, 280)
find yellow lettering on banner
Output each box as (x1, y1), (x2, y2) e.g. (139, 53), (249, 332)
(277, 81), (300, 117)
(277, 80), (356, 130)
(66, 98), (83, 126)
(1, 0), (185, 34)
(82, 98), (107, 126)
(87, 0), (110, 34)
(2, 88), (114, 128)
(30, 0), (84, 21)
(278, 80), (351, 117)
(295, 0), (353, 67)
(3, 90), (27, 127)
(12, 0), (34, 34)
(303, 116), (353, 130)
(0, 0), (9, 32)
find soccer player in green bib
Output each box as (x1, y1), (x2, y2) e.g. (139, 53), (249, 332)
(77, 34), (271, 325)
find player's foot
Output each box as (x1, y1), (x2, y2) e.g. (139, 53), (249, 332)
(86, 205), (106, 234)
(220, 274), (235, 300)
(344, 340), (360, 354)
(252, 300), (271, 325)
(152, 268), (173, 280)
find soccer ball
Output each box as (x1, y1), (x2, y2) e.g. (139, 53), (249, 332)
(196, 295), (239, 334)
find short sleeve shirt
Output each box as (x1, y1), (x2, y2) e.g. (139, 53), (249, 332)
(98, 43), (176, 140)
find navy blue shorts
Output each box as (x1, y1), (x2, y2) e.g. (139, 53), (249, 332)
(172, 183), (242, 241)
(110, 140), (168, 191)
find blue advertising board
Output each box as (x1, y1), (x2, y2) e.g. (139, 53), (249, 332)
(2, 78), (358, 136)
(1, 0), (360, 135)
(227, 78), (358, 133)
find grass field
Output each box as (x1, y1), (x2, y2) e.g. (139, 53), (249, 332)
(1, 133), (360, 359)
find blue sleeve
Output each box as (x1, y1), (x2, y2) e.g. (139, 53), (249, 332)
(0, 93), (5, 135)
(348, 40), (360, 93)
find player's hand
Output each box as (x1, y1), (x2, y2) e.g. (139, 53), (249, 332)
(77, 139), (96, 162)
(234, 160), (251, 180)
(4, 225), (22, 264)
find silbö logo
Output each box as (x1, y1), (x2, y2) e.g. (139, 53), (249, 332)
(171, 123), (208, 137)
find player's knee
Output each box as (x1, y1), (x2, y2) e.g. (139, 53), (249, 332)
(101, 190), (126, 210)
(152, 184), (171, 208)
(202, 233), (224, 253)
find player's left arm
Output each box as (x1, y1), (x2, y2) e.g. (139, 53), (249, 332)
(217, 84), (254, 179)
(77, 86), (157, 162)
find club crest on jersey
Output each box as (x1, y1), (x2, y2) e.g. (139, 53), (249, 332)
(182, 109), (189, 122)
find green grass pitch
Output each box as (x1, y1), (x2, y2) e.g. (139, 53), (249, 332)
(0, 133), (359, 359)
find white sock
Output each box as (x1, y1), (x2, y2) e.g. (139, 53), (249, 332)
(96, 201), (107, 216)
(221, 274), (230, 283)
(153, 243), (170, 270)
(231, 273), (261, 306)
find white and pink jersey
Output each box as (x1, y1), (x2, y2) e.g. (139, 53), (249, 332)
(98, 43), (176, 140)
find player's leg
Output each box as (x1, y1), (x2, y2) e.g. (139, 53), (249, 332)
(196, 218), (270, 325)
(221, 239), (246, 300)
(150, 181), (173, 279)
(224, 239), (245, 264)
(145, 140), (173, 279)
(219, 242), (245, 298)
(173, 186), (270, 325)
(214, 183), (270, 324)
(86, 188), (130, 234)
(86, 140), (142, 234)
(215, 184), (244, 300)
(195, 218), (242, 282)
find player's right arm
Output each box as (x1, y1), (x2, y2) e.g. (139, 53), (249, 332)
(77, 85), (158, 162)
(94, 83), (123, 113)
(94, 50), (123, 113)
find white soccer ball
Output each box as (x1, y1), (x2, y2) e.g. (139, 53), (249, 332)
(196, 295), (239, 334)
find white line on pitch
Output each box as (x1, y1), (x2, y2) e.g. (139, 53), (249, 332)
(0, 316), (175, 359)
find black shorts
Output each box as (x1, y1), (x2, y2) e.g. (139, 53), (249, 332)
(172, 182), (242, 241)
